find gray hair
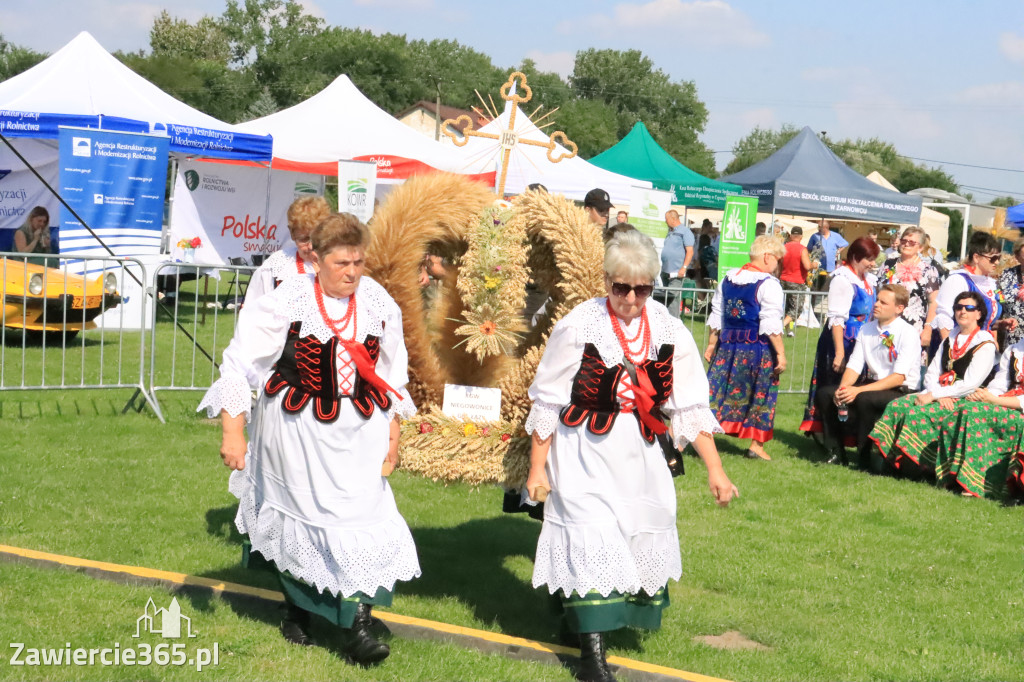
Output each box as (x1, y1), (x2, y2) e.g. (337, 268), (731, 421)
(750, 234), (785, 260)
(604, 229), (660, 282)
(901, 226), (925, 242)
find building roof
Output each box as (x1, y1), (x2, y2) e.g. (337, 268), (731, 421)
(395, 100), (488, 133)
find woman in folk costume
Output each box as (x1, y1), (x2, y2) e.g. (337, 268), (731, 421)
(244, 196), (331, 304)
(199, 213), (420, 666)
(934, 335), (1024, 499)
(929, 231), (1009, 359)
(524, 230), (737, 682)
(704, 235), (787, 461)
(800, 237), (880, 447)
(869, 290), (998, 480)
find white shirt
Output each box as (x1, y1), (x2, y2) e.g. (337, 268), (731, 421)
(827, 265), (877, 329)
(985, 339), (1024, 412)
(846, 317), (922, 390)
(922, 328), (997, 399)
(707, 267), (784, 336)
(932, 268), (998, 332)
(244, 243), (314, 305)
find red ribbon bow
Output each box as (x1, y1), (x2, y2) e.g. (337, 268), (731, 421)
(340, 340), (398, 398)
(938, 371), (956, 387)
(631, 367), (667, 435)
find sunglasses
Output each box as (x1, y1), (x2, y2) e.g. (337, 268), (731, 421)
(610, 282), (654, 299)
(899, 238), (920, 246)
(979, 253), (1000, 264)
(953, 303), (979, 312)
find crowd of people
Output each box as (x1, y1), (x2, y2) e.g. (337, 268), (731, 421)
(200, 191), (1021, 682)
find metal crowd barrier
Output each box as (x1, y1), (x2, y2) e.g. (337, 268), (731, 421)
(0, 251), (152, 406)
(145, 261), (255, 422)
(654, 281), (829, 395)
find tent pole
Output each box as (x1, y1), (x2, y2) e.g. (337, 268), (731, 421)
(163, 155), (178, 254)
(262, 158), (274, 254)
(961, 204), (971, 261)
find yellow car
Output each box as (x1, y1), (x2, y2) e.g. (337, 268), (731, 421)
(1, 258), (122, 342)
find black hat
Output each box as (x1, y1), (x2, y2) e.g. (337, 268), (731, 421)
(527, 182), (547, 192)
(583, 188), (613, 211)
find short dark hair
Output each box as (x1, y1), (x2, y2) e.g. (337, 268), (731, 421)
(844, 236), (880, 264)
(967, 231), (1000, 259)
(953, 290), (988, 325)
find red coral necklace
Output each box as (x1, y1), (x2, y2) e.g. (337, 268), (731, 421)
(295, 252), (306, 274)
(314, 277), (356, 342)
(606, 299), (650, 363)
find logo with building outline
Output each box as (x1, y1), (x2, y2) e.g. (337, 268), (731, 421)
(72, 137), (91, 157)
(134, 597), (197, 639)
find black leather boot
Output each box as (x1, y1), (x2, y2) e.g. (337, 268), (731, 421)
(577, 632), (616, 682)
(342, 603), (390, 665)
(280, 603), (313, 646)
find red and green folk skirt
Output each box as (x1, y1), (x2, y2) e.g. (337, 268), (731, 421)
(707, 332), (779, 442)
(935, 403), (1024, 499)
(867, 394), (951, 473)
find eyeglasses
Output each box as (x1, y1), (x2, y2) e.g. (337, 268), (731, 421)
(899, 238), (920, 246)
(293, 234), (313, 245)
(979, 253), (1000, 264)
(610, 282), (654, 299)
(953, 303), (979, 312)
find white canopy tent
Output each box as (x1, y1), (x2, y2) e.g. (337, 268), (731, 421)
(450, 99), (650, 205)
(0, 31), (271, 158)
(235, 74), (494, 184)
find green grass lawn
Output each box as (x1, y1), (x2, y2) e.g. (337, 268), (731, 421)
(1, 385), (1022, 681)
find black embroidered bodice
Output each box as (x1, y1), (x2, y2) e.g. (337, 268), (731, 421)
(264, 321), (392, 423)
(559, 342), (674, 443)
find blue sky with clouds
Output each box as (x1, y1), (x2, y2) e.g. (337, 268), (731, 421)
(3, 0), (1022, 200)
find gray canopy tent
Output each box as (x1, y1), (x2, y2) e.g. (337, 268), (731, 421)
(721, 126), (923, 226)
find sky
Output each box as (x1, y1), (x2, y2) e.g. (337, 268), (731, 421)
(3, 0), (1023, 202)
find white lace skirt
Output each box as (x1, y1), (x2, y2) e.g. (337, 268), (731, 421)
(532, 416), (682, 598)
(231, 392), (421, 597)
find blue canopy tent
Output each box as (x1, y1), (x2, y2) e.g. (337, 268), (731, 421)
(721, 126), (923, 226)
(0, 32), (273, 256)
(1006, 203), (1024, 228)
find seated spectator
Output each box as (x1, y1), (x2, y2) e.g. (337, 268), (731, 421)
(815, 284), (921, 469)
(14, 206), (53, 263)
(935, 337), (1024, 499)
(869, 290), (998, 479)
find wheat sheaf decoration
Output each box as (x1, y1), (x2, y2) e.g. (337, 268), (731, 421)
(365, 175), (604, 487)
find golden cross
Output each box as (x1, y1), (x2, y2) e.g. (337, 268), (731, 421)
(442, 71), (578, 197)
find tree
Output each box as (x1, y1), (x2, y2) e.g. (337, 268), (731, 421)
(990, 196), (1018, 208)
(407, 39), (506, 112)
(0, 34), (45, 82)
(150, 10), (231, 62)
(119, 51), (256, 123)
(554, 99), (619, 159)
(723, 124), (800, 175)
(568, 49), (714, 174)
(829, 137), (958, 194)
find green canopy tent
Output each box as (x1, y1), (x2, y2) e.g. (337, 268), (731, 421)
(589, 121), (740, 209)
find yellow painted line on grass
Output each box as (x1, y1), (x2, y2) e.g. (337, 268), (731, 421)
(0, 543), (731, 682)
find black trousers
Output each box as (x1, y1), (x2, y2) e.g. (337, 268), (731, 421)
(816, 385), (907, 471)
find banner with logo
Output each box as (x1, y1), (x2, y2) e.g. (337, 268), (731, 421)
(718, 195), (758, 279)
(169, 160), (323, 265)
(57, 128), (169, 257)
(0, 138), (60, 234)
(337, 160), (377, 223)
(627, 186), (673, 239)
